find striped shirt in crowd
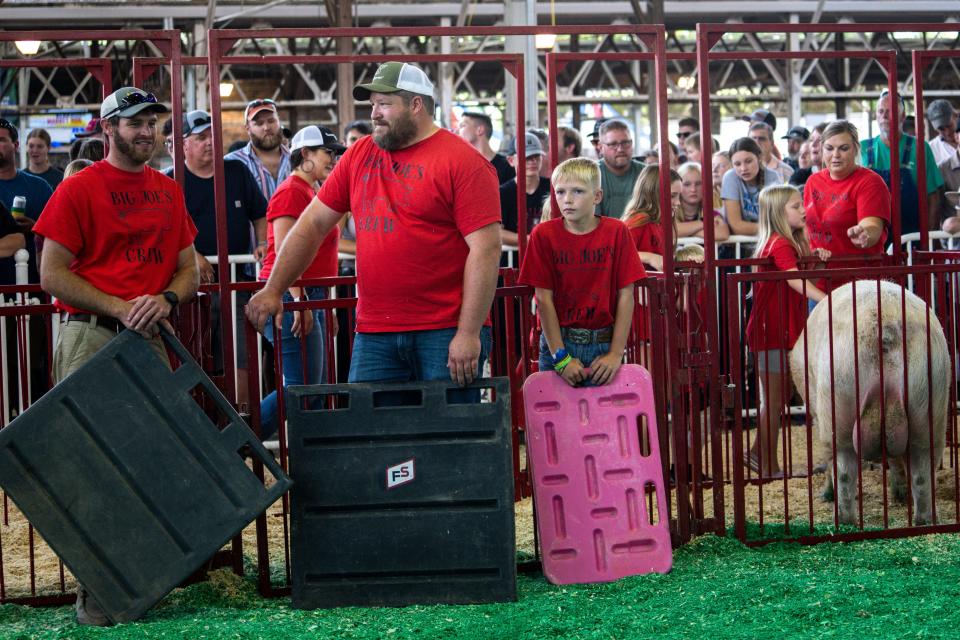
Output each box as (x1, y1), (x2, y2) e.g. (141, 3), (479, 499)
(224, 141), (292, 199)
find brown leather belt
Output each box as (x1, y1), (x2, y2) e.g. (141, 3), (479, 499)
(63, 313), (124, 333)
(561, 326), (614, 344)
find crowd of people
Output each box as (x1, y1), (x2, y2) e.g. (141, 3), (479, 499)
(0, 65), (958, 621)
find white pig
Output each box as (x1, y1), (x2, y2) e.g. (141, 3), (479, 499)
(791, 280), (949, 525)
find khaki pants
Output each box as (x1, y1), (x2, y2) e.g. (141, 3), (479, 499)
(53, 319), (168, 383)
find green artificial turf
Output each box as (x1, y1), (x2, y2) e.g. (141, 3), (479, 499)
(3, 533), (960, 639)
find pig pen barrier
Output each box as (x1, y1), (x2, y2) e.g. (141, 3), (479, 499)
(0, 268), (710, 602)
(239, 269), (721, 596)
(3, 19), (960, 608)
(723, 260), (960, 545)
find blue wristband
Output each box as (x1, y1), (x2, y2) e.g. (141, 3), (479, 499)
(551, 347), (568, 367)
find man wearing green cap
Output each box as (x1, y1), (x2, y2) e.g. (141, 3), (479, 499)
(247, 62), (501, 392)
(35, 89), (199, 624)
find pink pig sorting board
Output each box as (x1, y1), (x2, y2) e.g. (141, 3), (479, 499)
(523, 364), (672, 584)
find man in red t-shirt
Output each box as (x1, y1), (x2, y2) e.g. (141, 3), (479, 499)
(33, 87), (198, 626)
(247, 62), (501, 389)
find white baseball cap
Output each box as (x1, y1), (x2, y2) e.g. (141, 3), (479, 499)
(290, 125), (346, 154)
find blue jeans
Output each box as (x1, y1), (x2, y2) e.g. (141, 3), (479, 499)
(348, 326), (492, 405)
(260, 286), (327, 440)
(538, 334), (611, 387)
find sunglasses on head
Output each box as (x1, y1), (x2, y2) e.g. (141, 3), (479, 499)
(103, 91), (158, 119)
(247, 98), (276, 108)
(0, 119), (16, 142)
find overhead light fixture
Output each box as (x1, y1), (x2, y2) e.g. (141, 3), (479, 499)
(219, 82), (235, 98)
(536, 0), (558, 51)
(15, 41), (42, 56)
(535, 34), (557, 50)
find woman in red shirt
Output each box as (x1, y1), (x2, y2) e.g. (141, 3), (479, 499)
(746, 184), (829, 478)
(803, 120), (891, 292)
(259, 125), (345, 441)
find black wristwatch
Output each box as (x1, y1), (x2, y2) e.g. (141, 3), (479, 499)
(162, 290), (179, 310)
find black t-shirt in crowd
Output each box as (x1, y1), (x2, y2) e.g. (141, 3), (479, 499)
(165, 159), (267, 256)
(500, 176), (551, 235)
(490, 153), (516, 185)
(789, 166), (814, 189)
(25, 166), (64, 190)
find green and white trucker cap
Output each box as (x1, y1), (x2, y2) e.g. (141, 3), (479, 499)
(353, 62), (435, 101)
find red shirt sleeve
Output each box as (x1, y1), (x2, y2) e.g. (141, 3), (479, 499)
(267, 182), (309, 223)
(451, 156), (501, 237)
(768, 236), (800, 271)
(855, 169), (892, 225)
(34, 177), (84, 254)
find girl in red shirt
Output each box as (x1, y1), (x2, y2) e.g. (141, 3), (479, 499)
(621, 165), (681, 271)
(746, 184), (830, 478)
(259, 125), (345, 441)
(619, 165), (680, 364)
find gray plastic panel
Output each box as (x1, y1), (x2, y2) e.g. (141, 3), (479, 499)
(286, 378), (516, 608)
(0, 330), (291, 623)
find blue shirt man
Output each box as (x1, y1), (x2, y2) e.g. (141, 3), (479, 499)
(0, 119), (52, 284)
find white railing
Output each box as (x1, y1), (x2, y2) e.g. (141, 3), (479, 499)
(2, 249), (42, 424)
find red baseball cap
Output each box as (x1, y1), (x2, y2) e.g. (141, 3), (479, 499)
(75, 117), (102, 138)
(244, 98), (278, 122)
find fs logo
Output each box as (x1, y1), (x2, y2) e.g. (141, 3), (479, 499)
(386, 459), (415, 489)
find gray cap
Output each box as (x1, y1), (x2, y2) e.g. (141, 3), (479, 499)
(928, 99), (957, 130)
(506, 132), (544, 158)
(100, 87), (168, 119)
(182, 110), (212, 137)
(740, 108), (777, 132)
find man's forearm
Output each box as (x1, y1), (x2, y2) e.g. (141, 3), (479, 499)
(266, 207), (338, 293)
(43, 267), (126, 318)
(537, 294), (564, 355)
(165, 260), (199, 304)
(253, 217), (267, 244)
(456, 239), (500, 337)
(0, 233), (25, 258)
